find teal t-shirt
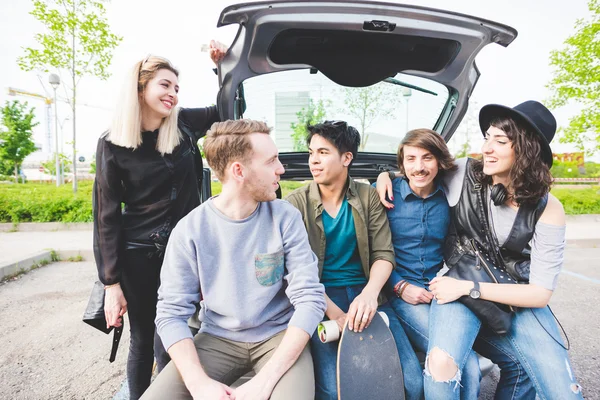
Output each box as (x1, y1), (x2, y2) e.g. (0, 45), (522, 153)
(321, 198), (367, 288)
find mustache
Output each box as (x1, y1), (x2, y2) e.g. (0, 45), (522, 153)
(411, 170), (429, 176)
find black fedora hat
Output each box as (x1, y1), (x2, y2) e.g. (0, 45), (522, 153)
(479, 100), (556, 167)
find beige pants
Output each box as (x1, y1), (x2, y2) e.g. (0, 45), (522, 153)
(141, 330), (315, 400)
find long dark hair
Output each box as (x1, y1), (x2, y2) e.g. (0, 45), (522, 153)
(475, 116), (552, 205)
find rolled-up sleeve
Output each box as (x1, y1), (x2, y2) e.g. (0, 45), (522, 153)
(367, 188), (395, 266)
(281, 211), (326, 336)
(93, 138), (124, 285)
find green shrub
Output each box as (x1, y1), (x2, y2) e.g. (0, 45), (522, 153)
(551, 161), (600, 178)
(0, 180), (308, 223)
(552, 186), (600, 215)
(0, 181), (94, 223)
(2, 181), (596, 222)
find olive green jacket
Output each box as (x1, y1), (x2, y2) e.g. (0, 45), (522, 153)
(285, 178), (395, 283)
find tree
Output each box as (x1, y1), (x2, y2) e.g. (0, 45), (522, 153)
(546, 0), (600, 154)
(453, 100), (480, 158)
(18, 0), (122, 192)
(42, 153), (72, 175)
(341, 84), (400, 150)
(0, 101), (39, 183)
(0, 159), (14, 177)
(290, 99), (329, 151)
(89, 153), (96, 174)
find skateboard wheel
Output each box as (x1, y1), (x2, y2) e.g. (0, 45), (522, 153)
(318, 320), (340, 343)
(378, 311), (390, 327)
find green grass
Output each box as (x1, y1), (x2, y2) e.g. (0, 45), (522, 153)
(1, 180), (597, 223)
(551, 186), (600, 215)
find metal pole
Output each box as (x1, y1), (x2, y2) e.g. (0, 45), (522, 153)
(405, 99), (409, 135)
(59, 119), (64, 185)
(402, 87), (412, 136)
(53, 88), (59, 187)
(72, 0), (77, 193)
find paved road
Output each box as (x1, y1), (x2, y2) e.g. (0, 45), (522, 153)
(0, 245), (598, 399)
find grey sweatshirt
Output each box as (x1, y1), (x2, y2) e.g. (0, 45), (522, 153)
(156, 198), (326, 351)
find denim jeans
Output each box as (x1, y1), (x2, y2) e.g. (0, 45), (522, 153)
(310, 284), (423, 400)
(425, 300), (583, 400)
(389, 296), (481, 399)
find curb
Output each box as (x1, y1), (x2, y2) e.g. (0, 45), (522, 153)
(0, 222), (93, 232)
(0, 249), (94, 281)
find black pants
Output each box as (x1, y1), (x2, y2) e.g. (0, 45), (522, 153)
(121, 249), (170, 400)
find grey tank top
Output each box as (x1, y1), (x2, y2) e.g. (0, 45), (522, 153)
(444, 158), (565, 291)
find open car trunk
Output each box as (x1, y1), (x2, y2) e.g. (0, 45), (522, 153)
(215, 0), (517, 180)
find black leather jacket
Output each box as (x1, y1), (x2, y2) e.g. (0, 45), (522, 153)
(444, 158), (548, 282)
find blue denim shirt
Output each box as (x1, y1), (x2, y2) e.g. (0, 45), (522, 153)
(384, 178), (450, 289)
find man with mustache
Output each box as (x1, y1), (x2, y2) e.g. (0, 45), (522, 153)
(285, 120), (423, 400)
(377, 129), (481, 398)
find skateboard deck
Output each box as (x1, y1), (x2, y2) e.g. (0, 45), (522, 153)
(336, 312), (405, 400)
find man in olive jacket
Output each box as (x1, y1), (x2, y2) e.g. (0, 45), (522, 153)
(285, 121), (423, 400)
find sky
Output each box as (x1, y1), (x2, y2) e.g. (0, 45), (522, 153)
(0, 0), (593, 163)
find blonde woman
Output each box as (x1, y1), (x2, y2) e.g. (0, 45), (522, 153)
(93, 42), (226, 400)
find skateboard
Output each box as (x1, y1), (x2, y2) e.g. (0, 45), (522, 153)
(336, 312), (405, 400)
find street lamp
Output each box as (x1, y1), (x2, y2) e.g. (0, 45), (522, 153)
(58, 115), (70, 185)
(49, 74), (60, 186)
(401, 87), (412, 135)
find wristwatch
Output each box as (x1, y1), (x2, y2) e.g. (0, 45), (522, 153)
(469, 281), (481, 299)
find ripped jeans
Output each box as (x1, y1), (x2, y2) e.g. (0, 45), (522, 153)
(425, 300), (583, 400)
(389, 296), (481, 399)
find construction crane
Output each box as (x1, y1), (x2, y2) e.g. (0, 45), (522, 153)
(6, 87), (54, 155)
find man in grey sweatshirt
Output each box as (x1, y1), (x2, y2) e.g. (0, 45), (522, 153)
(141, 119), (326, 400)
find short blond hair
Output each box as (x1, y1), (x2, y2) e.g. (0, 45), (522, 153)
(204, 119), (272, 181)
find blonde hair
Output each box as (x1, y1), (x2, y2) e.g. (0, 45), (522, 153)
(204, 119), (272, 181)
(107, 55), (181, 155)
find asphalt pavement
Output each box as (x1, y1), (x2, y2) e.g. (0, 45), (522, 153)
(0, 217), (598, 399)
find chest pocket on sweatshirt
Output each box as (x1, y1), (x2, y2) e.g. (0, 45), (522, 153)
(255, 249), (284, 286)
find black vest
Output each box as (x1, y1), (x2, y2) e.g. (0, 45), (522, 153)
(444, 158), (548, 282)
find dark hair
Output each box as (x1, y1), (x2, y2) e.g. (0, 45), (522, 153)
(306, 120), (360, 164)
(397, 129), (457, 176)
(475, 116), (552, 205)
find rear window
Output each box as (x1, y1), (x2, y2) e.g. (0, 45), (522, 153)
(240, 70), (449, 153)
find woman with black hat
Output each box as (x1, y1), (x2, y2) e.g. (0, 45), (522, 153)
(376, 101), (583, 399)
